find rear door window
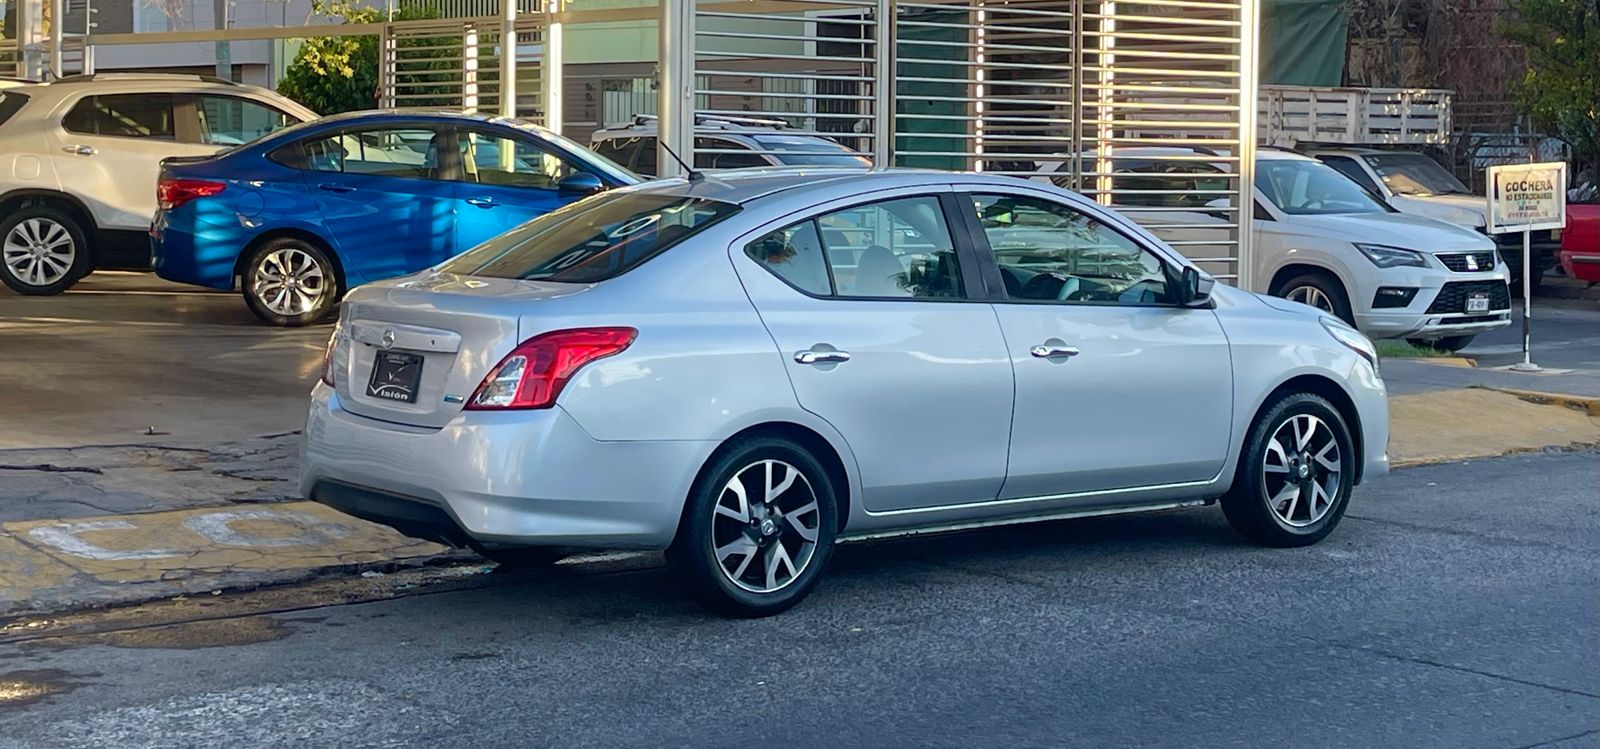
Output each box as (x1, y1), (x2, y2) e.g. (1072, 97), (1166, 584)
(440, 192), (740, 283)
(62, 94), (176, 139)
(299, 127), (447, 180)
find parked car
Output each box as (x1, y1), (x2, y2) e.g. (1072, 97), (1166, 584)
(1037, 148), (1510, 352)
(300, 168), (1389, 617)
(0, 78), (33, 90)
(589, 114), (871, 176)
(152, 110), (638, 326)
(0, 73), (315, 295)
(1557, 199), (1599, 284)
(1305, 147), (1559, 291)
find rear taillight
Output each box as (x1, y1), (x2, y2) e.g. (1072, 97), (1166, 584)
(466, 327), (637, 410)
(158, 178), (226, 211)
(320, 328), (339, 387)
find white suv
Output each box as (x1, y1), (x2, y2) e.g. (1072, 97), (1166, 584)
(1038, 148), (1510, 351)
(0, 74), (316, 294)
(588, 114), (871, 177)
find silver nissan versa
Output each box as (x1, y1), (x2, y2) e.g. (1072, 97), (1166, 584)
(300, 168), (1389, 617)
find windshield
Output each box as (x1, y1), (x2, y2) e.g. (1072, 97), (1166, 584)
(438, 191), (740, 283)
(1256, 159), (1390, 215)
(514, 120), (638, 183)
(756, 135), (873, 167)
(1363, 153), (1470, 196)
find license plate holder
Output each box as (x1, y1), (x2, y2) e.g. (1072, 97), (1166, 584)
(367, 351), (424, 404)
(1466, 293), (1491, 314)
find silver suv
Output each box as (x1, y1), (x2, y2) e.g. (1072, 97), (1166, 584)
(0, 74), (315, 294)
(588, 114), (870, 177)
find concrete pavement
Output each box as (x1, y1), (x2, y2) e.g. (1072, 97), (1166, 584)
(0, 450), (1593, 748)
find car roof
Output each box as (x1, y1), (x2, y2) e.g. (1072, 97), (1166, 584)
(611, 167), (1038, 206)
(1301, 146), (1387, 155)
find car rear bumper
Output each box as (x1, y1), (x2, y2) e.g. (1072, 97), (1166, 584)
(299, 384), (710, 550)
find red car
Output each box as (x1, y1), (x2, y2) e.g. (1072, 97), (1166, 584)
(1558, 203), (1600, 283)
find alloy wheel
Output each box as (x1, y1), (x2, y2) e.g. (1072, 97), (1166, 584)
(1285, 285), (1335, 314)
(1261, 413), (1342, 528)
(2, 218), (76, 288)
(711, 459), (822, 593)
(253, 247), (328, 317)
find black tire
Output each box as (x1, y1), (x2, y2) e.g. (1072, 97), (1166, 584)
(469, 543), (568, 568)
(1274, 271), (1355, 326)
(1406, 335), (1476, 353)
(1221, 393), (1356, 548)
(0, 204), (91, 295)
(667, 436), (839, 618)
(241, 237), (342, 326)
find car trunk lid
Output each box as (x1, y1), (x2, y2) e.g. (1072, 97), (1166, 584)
(333, 273), (592, 429)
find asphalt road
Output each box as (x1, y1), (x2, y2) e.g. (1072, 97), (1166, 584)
(0, 451), (1594, 749)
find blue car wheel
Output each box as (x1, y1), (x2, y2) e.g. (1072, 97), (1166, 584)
(242, 237), (341, 326)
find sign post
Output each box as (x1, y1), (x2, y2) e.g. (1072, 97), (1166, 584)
(1486, 161), (1567, 372)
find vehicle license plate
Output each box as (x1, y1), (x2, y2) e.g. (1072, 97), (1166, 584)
(1466, 293), (1491, 313)
(367, 351), (424, 403)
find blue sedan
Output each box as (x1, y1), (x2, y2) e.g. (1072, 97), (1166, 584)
(152, 110), (637, 325)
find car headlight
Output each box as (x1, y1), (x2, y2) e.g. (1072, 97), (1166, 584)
(1321, 316), (1378, 372)
(1355, 243), (1431, 269)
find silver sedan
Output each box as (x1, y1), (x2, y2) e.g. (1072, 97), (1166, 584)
(300, 169), (1389, 617)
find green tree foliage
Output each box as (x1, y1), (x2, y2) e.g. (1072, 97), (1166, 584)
(277, 1), (444, 116)
(1501, 0), (1600, 181)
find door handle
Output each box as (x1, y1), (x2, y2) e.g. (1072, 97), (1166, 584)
(795, 350), (851, 365)
(465, 196), (498, 208)
(61, 145), (95, 156)
(1030, 344), (1081, 359)
(317, 183), (357, 193)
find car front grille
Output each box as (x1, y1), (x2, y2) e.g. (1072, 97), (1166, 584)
(1426, 280), (1511, 314)
(1437, 251), (1497, 273)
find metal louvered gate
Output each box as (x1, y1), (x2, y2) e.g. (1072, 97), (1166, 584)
(379, 13), (550, 122)
(674, 0), (1257, 284)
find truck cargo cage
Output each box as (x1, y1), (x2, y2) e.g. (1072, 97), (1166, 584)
(1260, 85), (1452, 146)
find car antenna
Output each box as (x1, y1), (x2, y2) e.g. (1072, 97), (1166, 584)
(659, 141), (704, 182)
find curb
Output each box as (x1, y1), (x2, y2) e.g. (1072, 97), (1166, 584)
(1475, 386), (1600, 417)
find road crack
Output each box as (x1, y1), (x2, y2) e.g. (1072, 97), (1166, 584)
(0, 464), (104, 475)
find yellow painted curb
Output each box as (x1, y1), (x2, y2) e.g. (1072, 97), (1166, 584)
(0, 502), (445, 612)
(1389, 388), (1600, 467)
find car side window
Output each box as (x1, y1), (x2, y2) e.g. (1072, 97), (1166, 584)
(973, 193), (1171, 305)
(459, 130), (584, 189)
(633, 136), (659, 177)
(299, 128), (445, 180)
(592, 137), (639, 170)
(1320, 155), (1383, 194)
(818, 196), (965, 299)
(696, 137), (769, 170)
(745, 220), (832, 295)
(62, 94), (176, 139)
(194, 95), (296, 146)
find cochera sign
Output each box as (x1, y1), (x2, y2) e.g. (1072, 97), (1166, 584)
(1487, 161), (1568, 234)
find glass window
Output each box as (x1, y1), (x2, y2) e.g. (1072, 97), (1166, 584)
(299, 128), (444, 179)
(756, 135), (873, 167)
(1106, 159), (1232, 209)
(695, 137), (770, 170)
(439, 193), (741, 283)
(973, 193), (1171, 305)
(632, 136), (659, 177)
(1255, 159), (1390, 216)
(815, 196), (964, 299)
(0, 92), (29, 128)
(1318, 155), (1383, 194)
(1361, 152), (1471, 196)
(195, 95), (296, 146)
(746, 221), (831, 295)
(591, 137), (640, 172)
(62, 94), (175, 139)
(460, 131), (582, 189)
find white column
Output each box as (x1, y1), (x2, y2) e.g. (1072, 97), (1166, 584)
(499, 0), (518, 117)
(657, 0), (696, 177)
(49, 0), (64, 78)
(18, 0), (44, 78)
(540, 0), (563, 131)
(1234, 0), (1261, 290)
(871, 0), (893, 167)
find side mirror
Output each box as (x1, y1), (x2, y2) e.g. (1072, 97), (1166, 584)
(557, 172), (605, 196)
(1176, 266), (1215, 307)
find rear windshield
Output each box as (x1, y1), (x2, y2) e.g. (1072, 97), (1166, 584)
(0, 92), (30, 128)
(439, 191), (741, 283)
